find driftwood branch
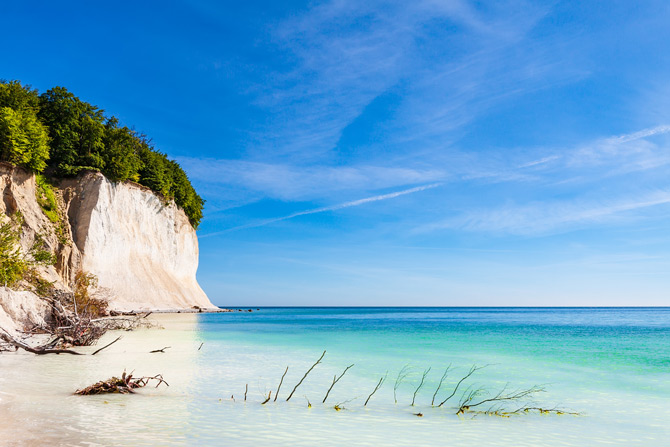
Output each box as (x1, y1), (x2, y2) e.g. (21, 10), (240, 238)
(75, 371), (168, 395)
(364, 372), (387, 406)
(244, 384), (248, 401)
(438, 364), (487, 407)
(150, 346), (171, 353)
(412, 367), (431, 406)
(0, 330), (82, 355)
(393, 365), (411, 404)
(286, 350), (326, 402)
(274, 366), (289, 402)
(91, 336), (122, 355)
(457, 384), (546, 415)
(431, 365), (451, 405)
(261, 390), (272, 405)
(323, 364), (354, 403)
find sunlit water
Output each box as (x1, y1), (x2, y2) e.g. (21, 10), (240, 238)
(1, 308), (669, 446)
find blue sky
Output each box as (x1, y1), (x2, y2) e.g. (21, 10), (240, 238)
(3, 1), (670, 306)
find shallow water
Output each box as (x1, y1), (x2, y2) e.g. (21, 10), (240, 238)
(1, 308), (669, 446)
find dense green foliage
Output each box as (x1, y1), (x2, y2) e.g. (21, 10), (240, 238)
(0, 81), (49, 172)
(0, 80), (204, 228)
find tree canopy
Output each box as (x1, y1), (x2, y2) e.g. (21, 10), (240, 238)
(0, 80), (204, 228)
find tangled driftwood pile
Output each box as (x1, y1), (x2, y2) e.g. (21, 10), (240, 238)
(75, 371), (169, 395)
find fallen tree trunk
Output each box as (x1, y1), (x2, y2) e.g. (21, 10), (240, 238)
(0, 331), (83, 355)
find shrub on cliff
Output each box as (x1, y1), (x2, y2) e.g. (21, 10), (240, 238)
(0, 218), (28, 287)
(0, 80), (204, 228)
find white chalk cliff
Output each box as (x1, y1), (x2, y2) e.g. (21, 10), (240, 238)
(0, 164), (215, 334)
(63, 173), (212, 311)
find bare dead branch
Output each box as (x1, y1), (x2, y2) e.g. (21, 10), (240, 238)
(245, 384), (248, 401)
(457, 384), (546, 415)
(150, 346), (171, 353)
(261, 390), (272, 405)
(323, 364), (354, 403)
(438, 364), (488, 407)
(393, 365), (411, 404)
(431, 365), (451, 406)
(364, 372), (387, 406)
(412, 367), (431, 406)
(91, 336), (122, 355)
(75, 371), (168, 395)
(274, 366), (289, 402)
(286, 350), (326, 401)
(0, 330), (83, 355)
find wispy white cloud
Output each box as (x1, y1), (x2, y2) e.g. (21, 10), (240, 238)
(241, 0), (575, 162)
(610, 124), (670, 143)
(178, 156), (445, 201)
(201, 183), (442, 236)
(421, 190), (670, 235)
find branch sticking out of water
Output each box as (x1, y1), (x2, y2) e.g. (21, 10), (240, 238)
(438, 364), (487, 407)
(412, 367), (431, 406)
(323, 364), (354, 403)
(91, 336), (122, 355)
(274, 366), (289, 402)
(457, 384), (546, 415)
(394, 365), (411, 404)
(431, 365), (451, 406)
(149, 346), (170, 353)
(286, 350), (326, 402)
(364, 372), (387, 406)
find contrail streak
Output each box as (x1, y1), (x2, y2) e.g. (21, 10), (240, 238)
(201, 183), (442, 237)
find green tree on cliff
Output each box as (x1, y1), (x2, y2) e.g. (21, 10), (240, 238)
(0, 81), (50, 172)
(102, 118), (143, 182)
(38, 86), (106, 175)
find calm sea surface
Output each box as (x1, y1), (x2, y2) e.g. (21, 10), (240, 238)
(1, 307), (669, 446)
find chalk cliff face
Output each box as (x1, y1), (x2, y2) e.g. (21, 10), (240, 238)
(62, 173), (213, 311)
(0, 164), (214, 334)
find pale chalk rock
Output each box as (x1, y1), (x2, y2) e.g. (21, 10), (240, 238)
(63, 173), (215, 312)
(0, 287), (49, 336)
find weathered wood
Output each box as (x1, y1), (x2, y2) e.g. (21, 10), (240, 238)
(322, 364), (354, 403)
(274, 366), (288, 402)
(91, 336), (122, 355)
(286, 351), (326, 401)
(0, 331), (83, 355)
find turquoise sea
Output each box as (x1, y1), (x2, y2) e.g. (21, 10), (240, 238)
(1, 307), (669, 446)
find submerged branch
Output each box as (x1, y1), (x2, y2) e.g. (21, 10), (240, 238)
(412, 367), (431, 406)
(0, 329), (82, 355)
(323, 364), (354, 403)
(75, 371), (168, 395)
(91, 336), (122, 355)
(274, 366), (289, 402)
(431, 365), (451, 406)
(364, 372), (387, 406)
(393, 365), (411, 404)
(438, 364), (487, 407)
(286, 350), (326, 402)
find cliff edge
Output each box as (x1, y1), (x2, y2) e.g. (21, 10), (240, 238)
(0, 164), (215, 334)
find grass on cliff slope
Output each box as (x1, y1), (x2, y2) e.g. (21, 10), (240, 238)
(35, 174), (59, 223)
